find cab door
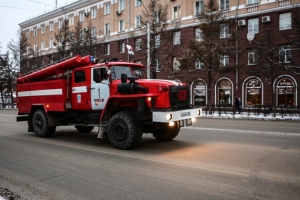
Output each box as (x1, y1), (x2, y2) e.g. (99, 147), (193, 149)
(71, 69), (91, 110)
(90, 67), (110, 110)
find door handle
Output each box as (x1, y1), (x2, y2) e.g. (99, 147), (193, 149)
(91, 87), (95, 90)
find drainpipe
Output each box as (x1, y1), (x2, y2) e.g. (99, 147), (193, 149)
(235, 0), (239, 91)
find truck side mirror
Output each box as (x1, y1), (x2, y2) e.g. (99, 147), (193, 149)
(121, 73), (127, 83)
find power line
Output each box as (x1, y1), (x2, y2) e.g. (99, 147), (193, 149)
(0, 5), (43, 11)
(28, 0), (55, 7)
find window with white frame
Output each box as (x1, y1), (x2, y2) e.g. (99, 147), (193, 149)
(248, 49), (258, 65)
(41, 26), (45, 34)
(34, 43), (37, 52)
(119, 20), (125, 32)
(33, 28), (37, 37)
(104, 43), (110, 55)
(195, 1), (204, 15)
(50, 22), (54, 31)
(50, 38), (54, 48)
(119, 0), (125, 11)
(91, 7), (97, 19)
(105, 23), (110, 35)
(173, 6), (181, 20)
(92, 27), (97, 38)
(135, 0), (141, 6)
(248, 0), (258, 4)
(59, 19), (63, 29)
(79, 12), (85, 22)
(135, 16), (142, 28)
(119, 41), (125, 53)
(195, 59), (203, 69)
(155, 59), (160, 71)
(173, 57), (180, 70)
(135, 38), (142, 50)
(104, 4), (110, 15)
(279, 45), (292, 63)
(41, 41), (45, 50)
(80, 30), (84, 40)
(155, 35), (160, 48)
(279, 13), (292, 30)
(220, 55), (229, 67)
(220, 23), (229, 38)
(173, 31), (181, 45)
(154, 10), (160, 24)
(248, 18), (259, 34)
(195, 28), (203, 41)
(26, 30), (30, 38)
(69, 15), (74, 26)
(220, 0), (229, 10)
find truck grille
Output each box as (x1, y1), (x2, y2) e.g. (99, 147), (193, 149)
(169, 86), (190, 109)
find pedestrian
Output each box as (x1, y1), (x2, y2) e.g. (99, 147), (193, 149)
(235, 98), (239, 114)
(238, 98), (242, 114)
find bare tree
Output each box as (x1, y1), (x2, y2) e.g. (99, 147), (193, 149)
(54, 19), (70, 59)
(83, 21), (101, 56)
(69, 20), (85, 56)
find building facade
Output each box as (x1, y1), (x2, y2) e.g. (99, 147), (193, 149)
(19, 0), (300, 108)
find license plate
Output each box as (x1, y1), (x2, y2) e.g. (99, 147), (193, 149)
(181, 112), (191, 117)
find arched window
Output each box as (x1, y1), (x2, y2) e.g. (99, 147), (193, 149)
(193, 80), (206, 106)
(277, 78), (295, 106)
(245, 78), (261, 107)
(218, 79), (232, 105)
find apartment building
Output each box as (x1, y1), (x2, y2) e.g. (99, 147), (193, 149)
(19, 0), (300, 108)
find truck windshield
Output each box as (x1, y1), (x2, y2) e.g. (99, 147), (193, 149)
(110, 66), (146, 79)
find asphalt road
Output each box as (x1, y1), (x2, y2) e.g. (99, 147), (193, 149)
(0, 109), (300, 200)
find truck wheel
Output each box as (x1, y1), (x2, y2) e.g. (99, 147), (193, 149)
(32, 109), (56, 137)
(107, 111), (142, 150)
(152, 122), (180, 141)
(75, 125), (94, 133)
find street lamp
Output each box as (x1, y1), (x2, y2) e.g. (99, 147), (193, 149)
(138, 0), (151, 79)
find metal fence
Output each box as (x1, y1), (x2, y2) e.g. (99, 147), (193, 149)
(201, 105), (300, 118)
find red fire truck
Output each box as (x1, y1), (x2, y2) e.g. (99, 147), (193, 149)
(16, 55), (202, 149)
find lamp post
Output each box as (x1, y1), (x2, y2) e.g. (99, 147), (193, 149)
(138, 0), (151, 79)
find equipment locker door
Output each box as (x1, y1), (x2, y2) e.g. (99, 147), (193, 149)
(71, 69), (91, 110)
(90, 67), (110, 110)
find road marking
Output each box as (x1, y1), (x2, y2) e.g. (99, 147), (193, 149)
(183, 127), (300, 137)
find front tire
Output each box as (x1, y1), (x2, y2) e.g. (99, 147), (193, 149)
(152, 122), (180, 141)
(107, 111), (142, 150)
(32, 109), (56, 137)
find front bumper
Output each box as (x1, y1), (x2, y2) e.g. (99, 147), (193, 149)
(152, 108), (202, 123)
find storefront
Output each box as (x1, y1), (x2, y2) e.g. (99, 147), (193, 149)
(277, 78), (295, 106)
(245, 78), (262, 107)
(217, 79), (232, 105)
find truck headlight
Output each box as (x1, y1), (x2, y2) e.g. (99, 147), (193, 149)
(169, 121), (175, 126)
(166, 113), (172, 121)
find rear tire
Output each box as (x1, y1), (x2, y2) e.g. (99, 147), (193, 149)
(32, 109), (56, 137)
(152, 122), (180, 141)
(75, 125), (94, 133)
(107, 111), (142, 150)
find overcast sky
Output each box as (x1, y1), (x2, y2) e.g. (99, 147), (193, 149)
(0, 0), (74, 53)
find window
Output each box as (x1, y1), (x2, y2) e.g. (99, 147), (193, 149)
(50, 38), (54, 48)
(135, 0), (141, 6)
(91, 7), (97, 19)
(195, 28), (203, 41)
(49, 22), (53, 31)
(135, 38), (142, 50)
(220, 0), (229, 10)
(41, 26), (45, 34)
(220, 55), (229, 67)
(155, 35), (160, 48)
(220, 23), (229, 38)
(279, 45), (292, 63)
(75, 71), (86, 83)
(34, 43), (37, 52)
(248, 18), (259, 34)
(218, 79), (232, 105)
(119, 41), (125, 53)
(104, 4), (110, 15)
(119, 0), (125, 10)
(154, 10), (160, 24)
(33, 28), (37, 37)
(173, 57), (180, 70)
(79, 12), (85, 22)
(80, 30), (84, 40)
(119, 20), (125, 32)
(104, 43), (110, 55)
(194, 81), (206, 105)
(26, 30), (30, 38)
(173, 6), (181, 20)
(246, 78), (261, 107)
(105, 23), (110, 35)
(41, 41), (45, 50)
(92, 27), (97, 38)
(277, 78), (294, 106)
(59, 19), (63, 29)
(135, 16), (142, 28)
(248, 49), (258, 65)
(173, 31), (181, 45)
(69, 15), (74, 26)
(279, 13), (292, 30)
(248, 0), (258, 4)
(195, 59), (204, 69)
(155, 59), (160, 71)
(195, 1), (204, 15)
